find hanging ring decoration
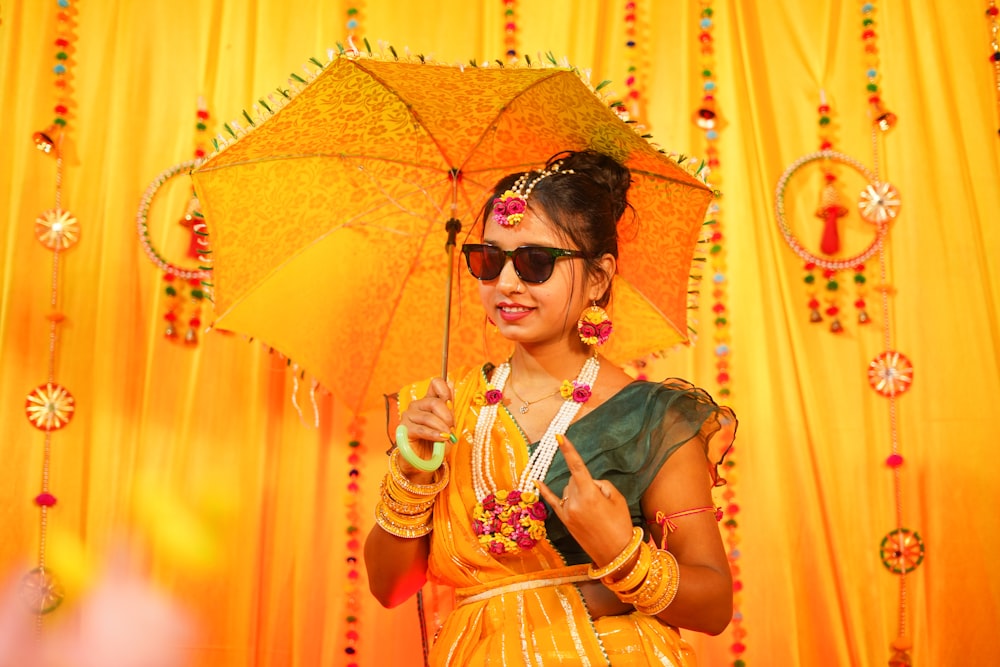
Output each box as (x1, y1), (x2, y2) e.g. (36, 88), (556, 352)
(136, 158), (211, 281)
(774, 149), (899, 271)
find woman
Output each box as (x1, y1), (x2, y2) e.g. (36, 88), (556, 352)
(365, 150), (736, 666)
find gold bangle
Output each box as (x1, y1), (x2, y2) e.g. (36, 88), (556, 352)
(604, 542), (651, 594)
(633, 553), (671, 610)
(635, 550), (680, 615)
(375, 501), (433, 538)
(381, 478), (436, 515)
(389, 449), (450, 496)
(377, 497), (433, 526)
(617, 549), (664, 605)
(587, 527), (645, 580)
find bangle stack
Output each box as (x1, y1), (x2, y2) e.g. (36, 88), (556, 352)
(588, 526), (681, 616)
(375, 449), (450, 539)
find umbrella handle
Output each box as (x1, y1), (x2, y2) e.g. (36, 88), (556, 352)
(395, 425), (445, 472)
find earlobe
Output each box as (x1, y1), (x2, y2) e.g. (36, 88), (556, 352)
(590, 253), (617, 301)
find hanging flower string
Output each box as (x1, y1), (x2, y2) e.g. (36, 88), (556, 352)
(988, 1), (1000, 137)
(22, 0), (82, 630)
(693, 3), (744, 665)
(502, 0), (518, 61)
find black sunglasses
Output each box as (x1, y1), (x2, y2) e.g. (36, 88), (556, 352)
(461, 244), (586, 284)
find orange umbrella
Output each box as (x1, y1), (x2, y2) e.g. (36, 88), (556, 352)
(191, 52), (713, 414)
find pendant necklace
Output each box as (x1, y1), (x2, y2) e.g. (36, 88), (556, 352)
(507, 375), (561, 414)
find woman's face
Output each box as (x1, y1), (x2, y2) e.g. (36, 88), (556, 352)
(477, 206), (599, 349)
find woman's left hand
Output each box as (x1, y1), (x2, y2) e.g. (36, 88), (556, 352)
(536, 434), (636, 567)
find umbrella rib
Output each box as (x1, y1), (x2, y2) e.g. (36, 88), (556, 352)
(350, 60), (469, 170)
(453, 69), (571, 176)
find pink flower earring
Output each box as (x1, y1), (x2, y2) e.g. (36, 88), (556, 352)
(577, 304), (613, 346)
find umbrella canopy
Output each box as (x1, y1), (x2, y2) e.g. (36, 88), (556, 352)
(191, 53), (714, 413)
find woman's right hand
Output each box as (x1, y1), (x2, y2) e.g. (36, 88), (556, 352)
(396, 377), (455, 481)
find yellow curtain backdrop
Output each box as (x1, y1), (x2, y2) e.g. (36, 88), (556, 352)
(1, 1), (997, 666)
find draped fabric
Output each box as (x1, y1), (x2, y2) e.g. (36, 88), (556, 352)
(0, 2), (996, 666)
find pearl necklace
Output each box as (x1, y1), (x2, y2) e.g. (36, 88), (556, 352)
(469, 356), (599, 555)
(472, 356), (600, 500)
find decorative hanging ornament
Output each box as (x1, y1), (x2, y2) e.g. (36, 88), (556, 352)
(25, 382), (75, 431)
(20, 567), (65, 614)
(136, 101), (213, 345)
(858, 181), (901, 224)
(25, 0), (80, 631)
(867, 350), (914, 397)
(35, 208), (79, 250)
(879, 528), (925, 574)
(136, 158), (211, 345)
(774, 149), (895, 332)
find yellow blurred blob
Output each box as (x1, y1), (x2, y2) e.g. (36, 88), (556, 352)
(132, 474), (227, 574)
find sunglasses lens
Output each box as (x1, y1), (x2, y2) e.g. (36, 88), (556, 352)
(513, 247), (556, 283)
(465, 245), (504, 281)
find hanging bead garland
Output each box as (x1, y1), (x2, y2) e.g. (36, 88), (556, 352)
(502, 0), (518, 61)
(861, 3), (896, 132)
(988, 1), (1000, 137)
(623, 1), (645, 121)
(22, 0), (81, 630)
(344, 419), (365, 667)
(692, 3), (744, 665)
(341, 10), (364, 662)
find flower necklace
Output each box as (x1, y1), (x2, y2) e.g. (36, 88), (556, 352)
(470, 356), (600, 555)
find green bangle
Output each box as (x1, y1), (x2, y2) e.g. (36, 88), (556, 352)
(395, 424), (445, 472)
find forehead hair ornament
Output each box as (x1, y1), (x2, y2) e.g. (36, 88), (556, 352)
(491, 161), (576, 227)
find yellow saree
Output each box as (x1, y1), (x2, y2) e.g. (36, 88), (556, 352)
(396, 365), (734, 666)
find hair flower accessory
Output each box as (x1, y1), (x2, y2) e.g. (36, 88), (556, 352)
(490, 161), (576, 228)
(492, 191), (527, 227)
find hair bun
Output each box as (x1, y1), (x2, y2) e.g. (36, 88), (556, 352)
(548, 150), (631, 221)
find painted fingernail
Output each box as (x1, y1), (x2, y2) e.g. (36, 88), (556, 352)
(555, 433), (565, 445)
(448, 432), (458, 443)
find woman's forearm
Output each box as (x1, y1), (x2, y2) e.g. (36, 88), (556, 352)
(363, 524), (431, 608)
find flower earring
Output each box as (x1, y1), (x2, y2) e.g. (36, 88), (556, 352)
(577, 304), (613, 346)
